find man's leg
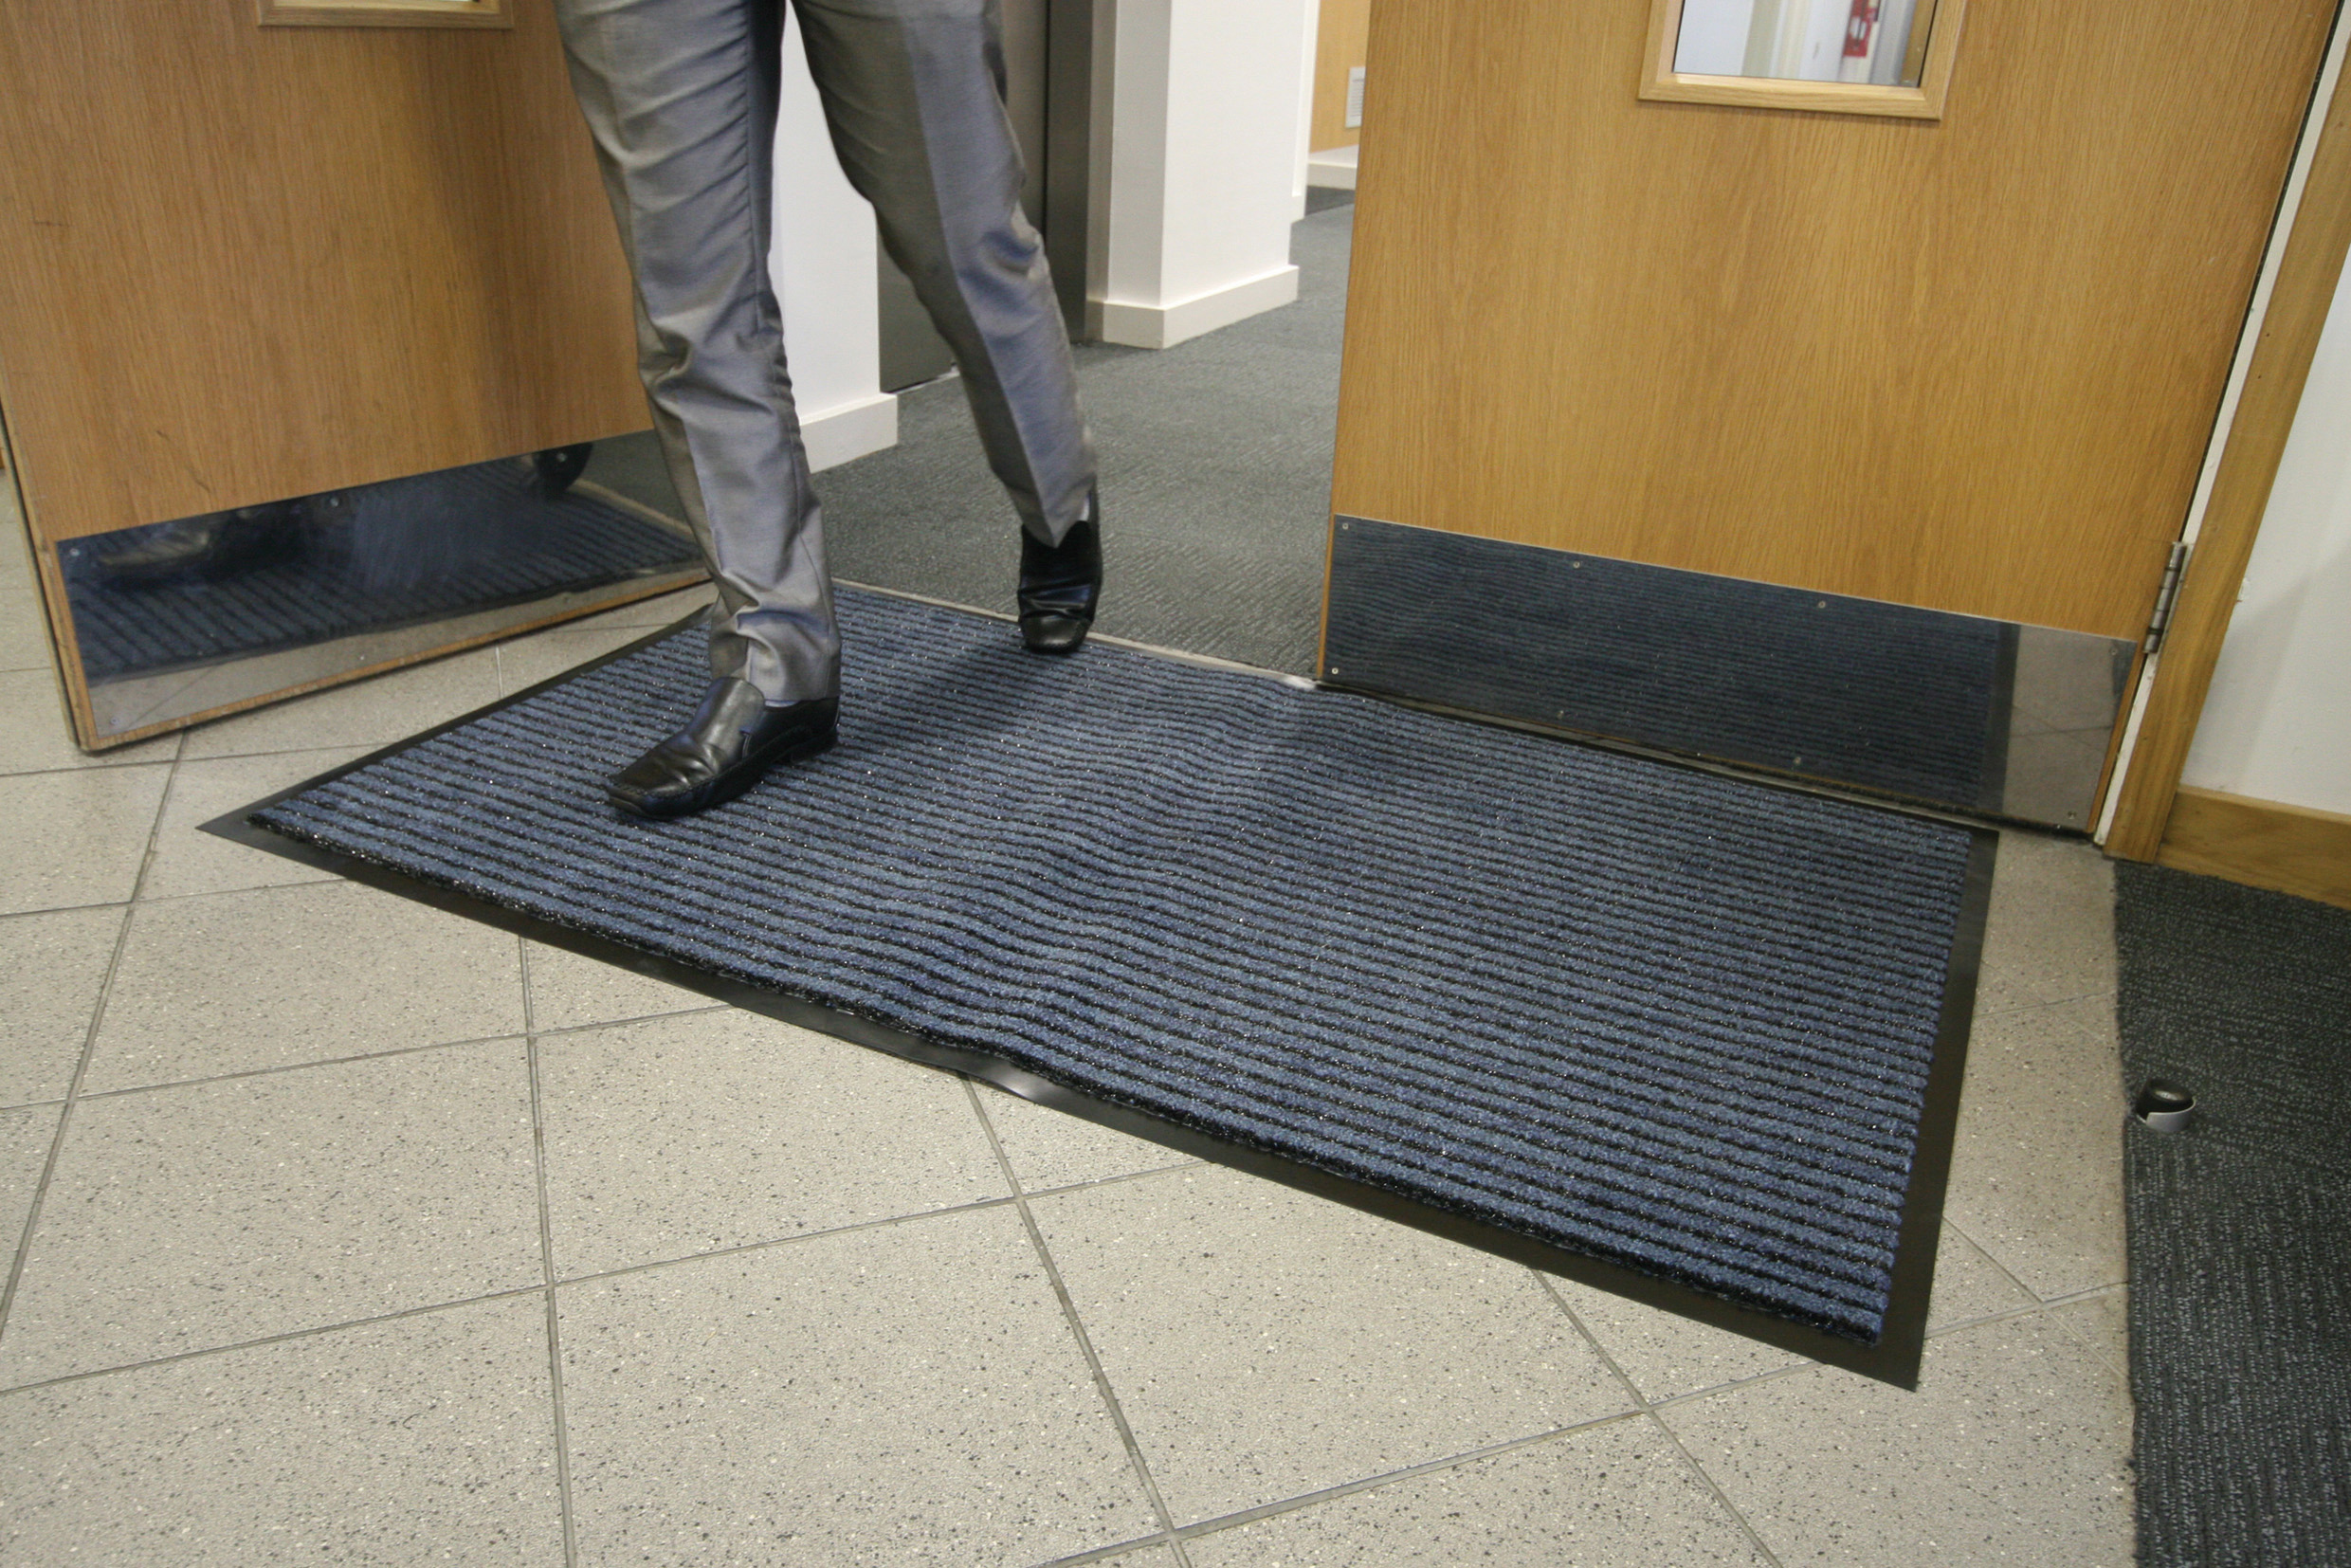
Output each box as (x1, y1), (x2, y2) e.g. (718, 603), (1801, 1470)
(556, 0), (840, 706)
(556, 0), (844, 816)
(793, 0), (1103, 648)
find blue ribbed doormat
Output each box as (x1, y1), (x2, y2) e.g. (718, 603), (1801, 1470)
(243, 588), (1988, 1363)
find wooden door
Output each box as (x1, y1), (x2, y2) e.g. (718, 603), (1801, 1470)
(0, 0), (650, 743)
(0, 0), (644, 547)
(1328, 0), (2337, 645)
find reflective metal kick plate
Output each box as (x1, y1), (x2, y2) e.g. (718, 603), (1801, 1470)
(1321, 516), (2132, 829)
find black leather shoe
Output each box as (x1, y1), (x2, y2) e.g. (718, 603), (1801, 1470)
(1018, 511), (1102, 654)
(92, 501), (308, 587)
(605, 678), (837, 820)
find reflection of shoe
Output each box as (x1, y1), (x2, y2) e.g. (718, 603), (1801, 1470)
(533, 444), (594, 498)
(605, 677), (837, 820)
(93, 501), (306, 586)
(1018, 510), (1102, 654)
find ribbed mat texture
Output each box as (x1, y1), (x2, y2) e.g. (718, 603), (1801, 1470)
(2115, 864), (2351, 1567)
(255, 589), (1977, 1342)
(65, 465), (697, 681)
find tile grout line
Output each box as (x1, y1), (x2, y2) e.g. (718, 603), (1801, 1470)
(1036, 1405), (1717, 1565)
(67, 1004), (736, 1103)
(519, 939), (583, 1568)
(1940, 1212), (2050, 1304)
(0, 756), (178, 783)
(0, 897), (136, 926)
(0, 1086), (1202, 1402)
(962, 1079), (1195, 1568)
(1528, 1268), (1790, 1568)
(1634, 1288), (2129, 1422)
(0, 1184), (1051, 1399)
(1149, 1411), (1659, 1558)
(0, 1285), (554, 1399)
(0, 732), (182, 1354)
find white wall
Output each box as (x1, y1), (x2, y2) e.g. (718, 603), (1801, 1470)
(1100, 0), (1313, 349)
(1674, 0), (1752, 76)
(1675, 0), (1919, 84)
(2180, 269), (2351, 815)
(772, 14), (897, 472)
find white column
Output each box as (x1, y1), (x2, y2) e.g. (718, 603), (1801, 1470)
(1099, 0), (1312, 350)
(771, 12), (898, 472)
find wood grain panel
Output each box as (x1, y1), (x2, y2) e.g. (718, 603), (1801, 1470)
(2157, 787), (2351, 910)
(0, 0), (644, 545)
(1334, 0), (2334, 641)
(1310, 0), (1370, 153)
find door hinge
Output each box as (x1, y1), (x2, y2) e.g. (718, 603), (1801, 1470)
(2143, 540), (2191, 656)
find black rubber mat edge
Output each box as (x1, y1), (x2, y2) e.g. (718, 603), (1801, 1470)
(204, 600), (1999, 1389)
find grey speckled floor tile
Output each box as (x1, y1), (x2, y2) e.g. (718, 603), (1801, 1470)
(496, 623), (660, 697)
(1084, 1548), (1180, 1568)
(558, 1204), (1158, 1566)
(140, 746), (371, 902)
(1552, 1223), (2034, 1404)
(83, 879), (525, 1092)
(0, 1296), (562, 1565)
(178, 647), (501, 760)
(973, 1082), (1198, 1192)
(1031, 1165), (1631, 1525)
(1942, 998), (2127, 1300)
(537, 1009), (1006, 1279)
(0, 1041), (541, 1385)
(523, 939), (715, 1032)
(0, 1103), (63, 1256)
(1185, 1417), (1767, 1568)
(0, 587), (52, 671)
(0, 904), (125, 1106)
(0, 763), (170, 916)
(0, 667), (179, 775)
(2051, 1288), (2129, 1382)
(1661, 1308), (2134, 1567)
(1974, 830), (2116, 1015)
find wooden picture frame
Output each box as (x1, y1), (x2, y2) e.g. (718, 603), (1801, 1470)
(1640, 0), (1965, 120)
(256, 0), (512, 29)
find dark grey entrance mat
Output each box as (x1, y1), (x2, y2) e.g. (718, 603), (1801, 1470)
(2114, 864), (2351, 1566)
(227, 588), (1992, 1380)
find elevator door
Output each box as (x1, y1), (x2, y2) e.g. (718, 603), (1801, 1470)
(1321, 0), (2337, 827)
(878, 0), (1049, 390)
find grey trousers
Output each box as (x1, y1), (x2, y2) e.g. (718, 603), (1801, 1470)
(555, 0), (1098, 702)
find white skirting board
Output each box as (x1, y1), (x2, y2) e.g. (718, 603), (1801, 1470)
(801, 392), (900, 473)
(1307, 145), (1358, 191)
(1097, 266), (1303, 352)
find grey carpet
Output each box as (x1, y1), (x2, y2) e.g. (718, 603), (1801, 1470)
(253, 585), (1982, 1344)
(63, 460), (698, 682)
(1324, 520), (2015, 810)
(2114, 865), (2351, 1567)
(817, 204), (1351, 677)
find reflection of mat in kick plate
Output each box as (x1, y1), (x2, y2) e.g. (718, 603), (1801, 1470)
(220, 586), (1994, 1385)
(63, 466), (697, 682)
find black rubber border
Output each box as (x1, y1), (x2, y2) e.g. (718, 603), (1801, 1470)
(204, 603), (1998, 1389)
